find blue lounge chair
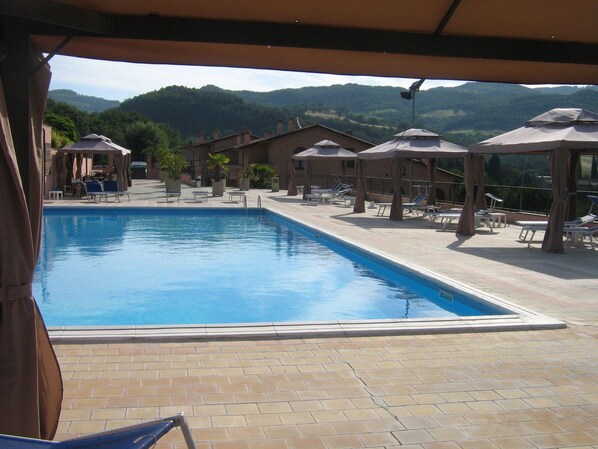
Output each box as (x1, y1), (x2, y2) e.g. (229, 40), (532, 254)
(0, 414), (196, 449)
(103, 180), (130, 202)
(84, 181), (107, 202)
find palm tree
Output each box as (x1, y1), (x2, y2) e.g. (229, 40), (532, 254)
(207, 153), (230, 180)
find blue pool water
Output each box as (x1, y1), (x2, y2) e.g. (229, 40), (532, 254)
(34, 208), (506, 326)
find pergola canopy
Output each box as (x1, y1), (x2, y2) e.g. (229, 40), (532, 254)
(358, 128), (468, 159)
(2, 0), (598, 85)
(293, 140), (357, 160)
(58, 133), (131, 156)
(470, 108), (598, 154)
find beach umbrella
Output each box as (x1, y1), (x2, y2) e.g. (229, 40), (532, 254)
(356, 129), (468, 219)
(0, 50), (63, 439)
(293, 140), (357, 198)
(468, 108), (598, 253)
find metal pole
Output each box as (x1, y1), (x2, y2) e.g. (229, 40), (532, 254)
(411, 92), (416, 127)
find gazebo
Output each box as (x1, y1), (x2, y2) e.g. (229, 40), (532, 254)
(355, 129), (468, 220)
(292, 140), (357, 198)
(459, 108), (598, 253)
(57, 134), (132, 193)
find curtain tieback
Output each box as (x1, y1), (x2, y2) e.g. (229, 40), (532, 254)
(0, 284), (33, 300)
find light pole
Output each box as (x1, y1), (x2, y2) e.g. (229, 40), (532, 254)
(400, 79), (425, 127)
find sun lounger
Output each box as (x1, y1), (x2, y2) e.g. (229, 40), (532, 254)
(564, 226), (598, 249)
(517, 213), (597, 242)
(103, 180), (130, 202)
(485, 192), (504, 211)
(193, 190), (210, 202)
(0, 414), (196, 449)
(403, 193), (428, 215)
(428, 210), (497, 232)
(165, 191), (181, 202)
(588, 195), (598, 215)
(84, 181), (109, 202)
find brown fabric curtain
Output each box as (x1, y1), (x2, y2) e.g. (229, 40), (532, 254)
(65, 153), (73, 185)
(303, 160), (312, 199)
(474, 155), (486, 210)
(389, 157), (403, 221)
(542, 149), (569, 253)
(353, 159), (366, 213)
(287, 158), (297, 196)
(124, 152), (132, 188)
(0, 49), (63, 439)
(456, 154), (475, 235)
(75, 153), (83, 179)
(565, 151), (580, 220)
(427, 158), (437, 207)
(114, 153), (125, 191)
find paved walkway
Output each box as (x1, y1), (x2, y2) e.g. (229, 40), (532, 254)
(47, 180), (598, 449)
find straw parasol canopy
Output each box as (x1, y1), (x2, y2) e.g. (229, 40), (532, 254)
(293, 140), (357, 198)
(356, 129), (468, 219)
(463, 108), (598, 253)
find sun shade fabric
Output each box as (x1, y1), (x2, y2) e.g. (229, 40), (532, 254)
(469, 109), (598, 154)
(25, 0), (598, 84)
(542, 149), (569, 253)
(0, 49), (63, 439)
(292, 140), (357, 159)
(58, 134), (131, 156)
(353, 159), (366, 213)
(389, 158), (403, 221)
(0, 419), (174, 449)
(358, 129), (468, 160)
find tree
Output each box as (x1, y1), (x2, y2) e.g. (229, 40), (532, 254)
(44, 112), (77, 148)
(244, 163), (277, 188)
(123, 120), (170, 161)
(207, 153), (230, 180)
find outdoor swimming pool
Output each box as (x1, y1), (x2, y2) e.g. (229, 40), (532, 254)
(35, 207), (508, 327)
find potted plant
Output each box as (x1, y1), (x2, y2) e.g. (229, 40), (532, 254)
(207, 153), (230, 196)
(160, 149), (189, 192)
(244, 163), (277, 189)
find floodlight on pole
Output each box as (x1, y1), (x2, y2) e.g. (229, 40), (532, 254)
(400, 79), (425, 127)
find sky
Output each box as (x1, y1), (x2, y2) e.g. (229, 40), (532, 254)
(48, 55), (472, 102)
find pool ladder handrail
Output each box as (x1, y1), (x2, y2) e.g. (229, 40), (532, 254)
(257, 194), (262, 209)
(242, 194), (247, 209)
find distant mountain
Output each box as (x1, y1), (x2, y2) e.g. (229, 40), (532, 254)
(48, 89), (120, 112)
(51, 82), (598, 145)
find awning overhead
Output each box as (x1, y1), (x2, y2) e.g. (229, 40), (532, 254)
(2, 0), (597, 84)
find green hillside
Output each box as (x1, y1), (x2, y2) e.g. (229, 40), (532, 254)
(48, 89), (120, 112)
(49, 82), (598, 146)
